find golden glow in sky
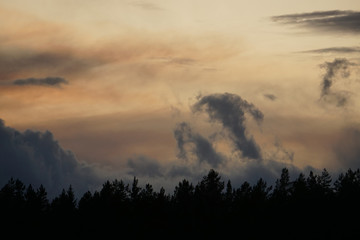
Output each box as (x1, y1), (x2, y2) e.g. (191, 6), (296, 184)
(1, 0), (360, 194)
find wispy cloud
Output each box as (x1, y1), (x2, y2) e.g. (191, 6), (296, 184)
(130, 1), (163, 10)
(319, 58), (357, 107)
(299, 46), (360, 54)
(272, 10), (360, 34)
(264, 93), (277, 101)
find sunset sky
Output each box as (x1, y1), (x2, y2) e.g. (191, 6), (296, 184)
(1, 0), (360, 197)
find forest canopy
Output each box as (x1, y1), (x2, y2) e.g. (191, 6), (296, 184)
(1, 168), (360, 237)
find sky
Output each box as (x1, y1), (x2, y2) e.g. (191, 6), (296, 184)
(1, 0), (360, 198)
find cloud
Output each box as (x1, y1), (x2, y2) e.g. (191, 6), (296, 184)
(127, 155), (164, 178)
(225, 158), (303, 187)
(271, 10), (360, 34)
(0, 49), (102, 81)
(130, 1), (163, 10)
(264, 93), (277, 101)
(0, 119), (101, 198)
(300, 47), (360, 54)
(174, 122), (224, 167)
(173, 122), (190, 160)
(192, 93), (263, 160)
(319, 58), (357, 107)
(268, 138), (295, 163)
(13, 77), (68, 87)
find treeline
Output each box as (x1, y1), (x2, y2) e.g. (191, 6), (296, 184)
(1, 168), (360, 238)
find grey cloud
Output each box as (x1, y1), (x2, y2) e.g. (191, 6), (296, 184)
(319, 58), (356, 106)
(192, 132), (224, 167)
(167, 164), (194, 178)
(264, 94), (277, 101)
(192, 93), (263, 160)
(174, 122), (224, 167)
(0, 49), (101, 81)
(174, 122), (191, 160)
(320, 58), (350, 96)
(271, 10), (360, 34)
(226, 159), (303, 189)
(13, 77), (68, 87)
(127, 155), (163, 178)
(0, 119), (101, 198)
(300, 47), (360, 54)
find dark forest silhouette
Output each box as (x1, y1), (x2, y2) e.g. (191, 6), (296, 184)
(1, 168), (360, 238)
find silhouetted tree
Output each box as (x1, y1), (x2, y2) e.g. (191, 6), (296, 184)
(51, 185), (77, 215)
(317, 168), (333, 198)
(36, 184), (49, 212)
(291, 172), (308, 201)
(155, 187), (169, 204)
(173, 179), (194, 206)
(0, 178), (26, 217)
(233, 181), (252, 203)
(99, 179), (129, 212)
(272, 168), (291, 202)
(225, 179), (233, 203)
(307, 171), (318, 194)
(251, 178), (271, 205)
(195, 169), (224, 207)
(140, 183), (155, 202)
(130, 176), (141, 202)
(78, 190), (93, 213)
(334, 168), (360, 201)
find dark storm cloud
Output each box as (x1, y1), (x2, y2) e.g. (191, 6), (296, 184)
(300, 47), (360, 54)
(13, 77), (68, 87)
(0, 119), (101, 198)
(192, 93), (263, 160)
(174, 122), (224, 167)
(127, 155), (163, 178)
(271, 10), (360, 34)
(319, 58), (357, 107)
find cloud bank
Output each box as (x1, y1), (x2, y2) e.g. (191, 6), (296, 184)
(0, 119), (101, 198)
